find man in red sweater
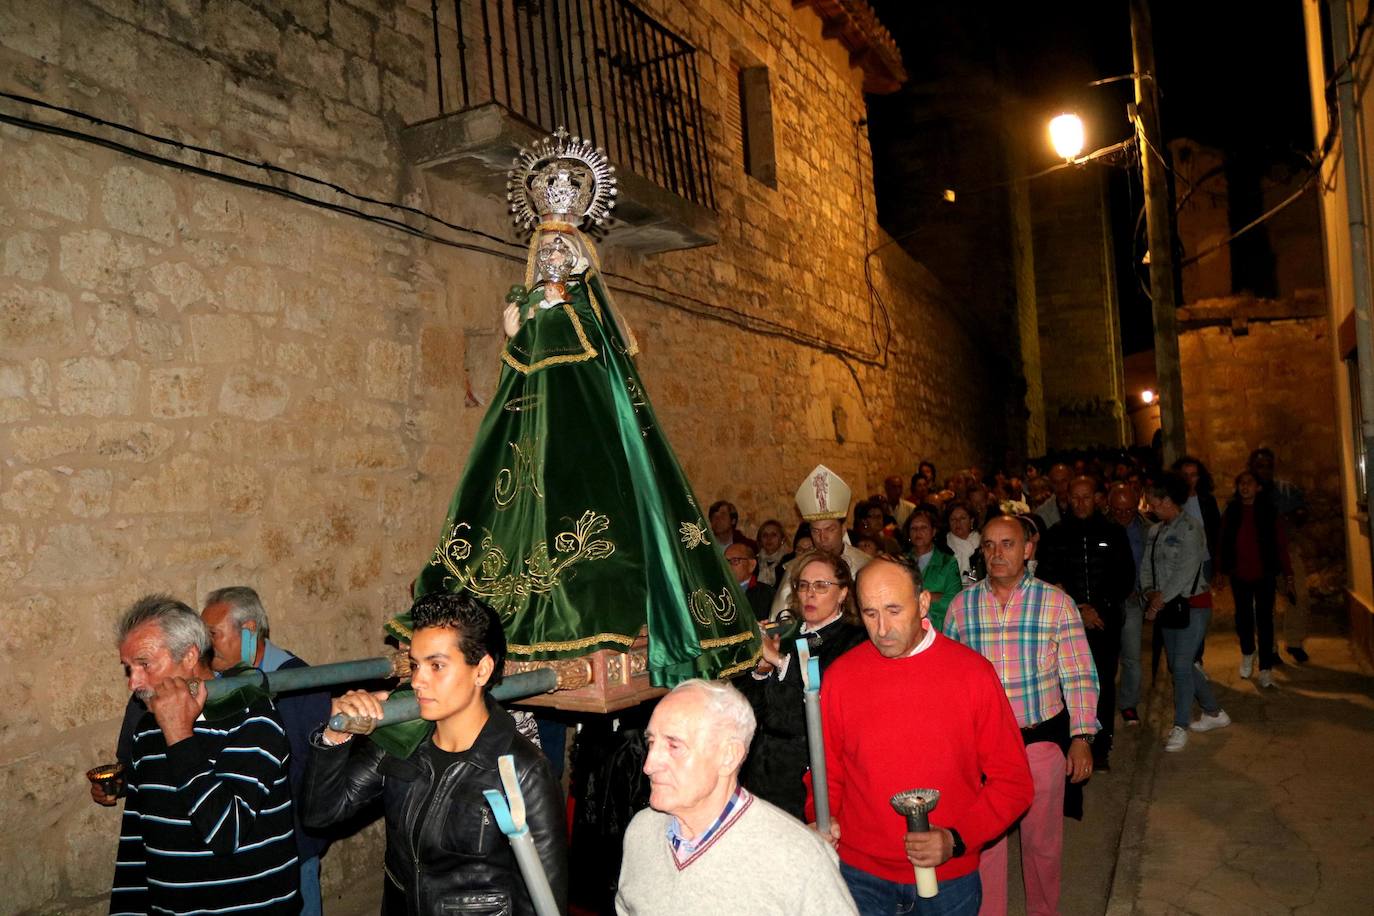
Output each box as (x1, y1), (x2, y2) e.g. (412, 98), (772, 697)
(815, 557), (1033, 915)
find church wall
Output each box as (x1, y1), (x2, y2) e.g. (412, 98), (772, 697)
(0, 2), (1004, 911)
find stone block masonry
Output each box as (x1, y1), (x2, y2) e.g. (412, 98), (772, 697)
(1030, 167), (1128, 450)
(0, 1), (1016, 911)
(1180, 319), (1346, 605)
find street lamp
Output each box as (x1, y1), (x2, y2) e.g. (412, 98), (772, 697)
(1024, 3), (1187, 464)
(1049, 113), (1086, 161)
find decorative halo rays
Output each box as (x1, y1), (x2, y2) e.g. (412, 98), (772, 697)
(507, 126), (618, 233)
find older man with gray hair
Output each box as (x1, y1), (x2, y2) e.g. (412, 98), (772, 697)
(109, 594), (300, 915)
(616, 679), (857, 915)
(201, 586), (331, 916)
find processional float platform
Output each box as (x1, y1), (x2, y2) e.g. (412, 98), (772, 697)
(503, 630), (665, 715)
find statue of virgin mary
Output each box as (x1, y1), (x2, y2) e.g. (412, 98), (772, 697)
(398, 129), (759, 686)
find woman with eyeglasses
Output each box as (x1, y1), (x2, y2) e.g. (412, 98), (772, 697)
(738, 549), (866, 821)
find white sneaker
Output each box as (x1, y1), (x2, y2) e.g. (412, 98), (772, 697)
(1258, 670), (1274, 688)
(1239, 654), (1254, 678)
(1165, 726), (1189, 752)
(1190, 709), (1232, 733)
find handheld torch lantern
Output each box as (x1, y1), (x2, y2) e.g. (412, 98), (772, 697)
(889, 788), (941, 898)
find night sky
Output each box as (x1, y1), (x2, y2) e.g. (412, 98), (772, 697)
(867, 1), (1316, 354)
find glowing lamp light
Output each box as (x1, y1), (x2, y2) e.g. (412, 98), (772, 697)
(1049, 113), (1085, 161)
(1140, 389), (1156, 405)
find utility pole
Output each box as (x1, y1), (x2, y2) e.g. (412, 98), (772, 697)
(1130, 0), (1187, 466)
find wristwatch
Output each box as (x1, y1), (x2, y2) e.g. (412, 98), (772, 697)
(1073, 733), (1096, 745)
(947, 827), (966, 858)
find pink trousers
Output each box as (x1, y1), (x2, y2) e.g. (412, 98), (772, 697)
(977, 741), (1064, 916)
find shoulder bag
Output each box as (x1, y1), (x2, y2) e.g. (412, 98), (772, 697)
(1150, 524), (1203, 630)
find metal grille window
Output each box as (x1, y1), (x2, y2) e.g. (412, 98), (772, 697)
(428, 0), (715, 211)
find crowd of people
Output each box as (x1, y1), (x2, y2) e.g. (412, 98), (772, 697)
(96, 447), (1310, 916)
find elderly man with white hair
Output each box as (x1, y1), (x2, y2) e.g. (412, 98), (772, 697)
(109, 594), (300, 915)
(616, 680), (857, 915)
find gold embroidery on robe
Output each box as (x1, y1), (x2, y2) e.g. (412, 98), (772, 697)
(689, 587), (739, 627)
(495, 440), (544, 509)
(679, 521), (711, 549)
(430, 511), (617, 620)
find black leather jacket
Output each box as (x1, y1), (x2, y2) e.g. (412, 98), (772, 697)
(1038, 512), (1136, 618)
(302, 696), (568, 916)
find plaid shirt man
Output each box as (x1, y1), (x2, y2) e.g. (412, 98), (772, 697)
(943, 571), (1100, 736)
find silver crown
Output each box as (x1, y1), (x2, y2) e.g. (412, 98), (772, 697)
(507, 127), (618, 232)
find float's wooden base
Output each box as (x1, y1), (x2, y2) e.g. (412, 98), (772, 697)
(502, 632), (665, 714)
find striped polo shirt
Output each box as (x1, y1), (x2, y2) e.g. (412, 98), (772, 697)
(109, 696), (300, 915)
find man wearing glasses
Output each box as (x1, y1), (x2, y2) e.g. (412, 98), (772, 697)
(725, 542), (775, 621)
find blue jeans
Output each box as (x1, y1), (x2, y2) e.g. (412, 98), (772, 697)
(1162, 607), (1220, 727)
(1119, 596), (1144, 710)
(299, 856), (321, 916)
(841, 861), (981, 916)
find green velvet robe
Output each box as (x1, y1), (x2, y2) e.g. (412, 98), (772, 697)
(407, 271), (759, 685)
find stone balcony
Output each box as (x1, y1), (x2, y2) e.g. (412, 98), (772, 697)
(401, 103), (719, 254)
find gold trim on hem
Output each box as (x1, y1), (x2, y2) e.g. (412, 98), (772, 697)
(699, 630), (757, 649)
(508, 631), (638, 654)
(717, 651), (762, 679)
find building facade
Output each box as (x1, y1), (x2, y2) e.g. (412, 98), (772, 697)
(0, 0), (1015, 910)
(1303, 0), (1374, 663)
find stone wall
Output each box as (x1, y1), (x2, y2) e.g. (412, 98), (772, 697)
(1173, 139), (1232, 303)
(0, 1), (1009, 912)
(1179, 318), (1346, 603)
(1030, 166), (1128, 450)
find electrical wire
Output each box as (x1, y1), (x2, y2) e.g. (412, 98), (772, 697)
(1325, 1), (1374, 92)
(1162, 1), (1374, 271)
(853, 116), (892, 372)
(1180, 172), (1318, 267)
(0, 91), (890, 366)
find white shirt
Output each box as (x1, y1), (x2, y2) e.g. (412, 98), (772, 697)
(947, 531), (981, 576)
(905, 617), (937, 657)
(758, 610), (844, 681)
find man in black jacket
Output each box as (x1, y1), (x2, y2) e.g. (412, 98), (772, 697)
(1038, 477), (1136, 770)
(725, 542), (776, 621)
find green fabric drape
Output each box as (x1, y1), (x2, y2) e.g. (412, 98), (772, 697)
(408, 264), (759, 686)
(907, 549), (964, 633)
